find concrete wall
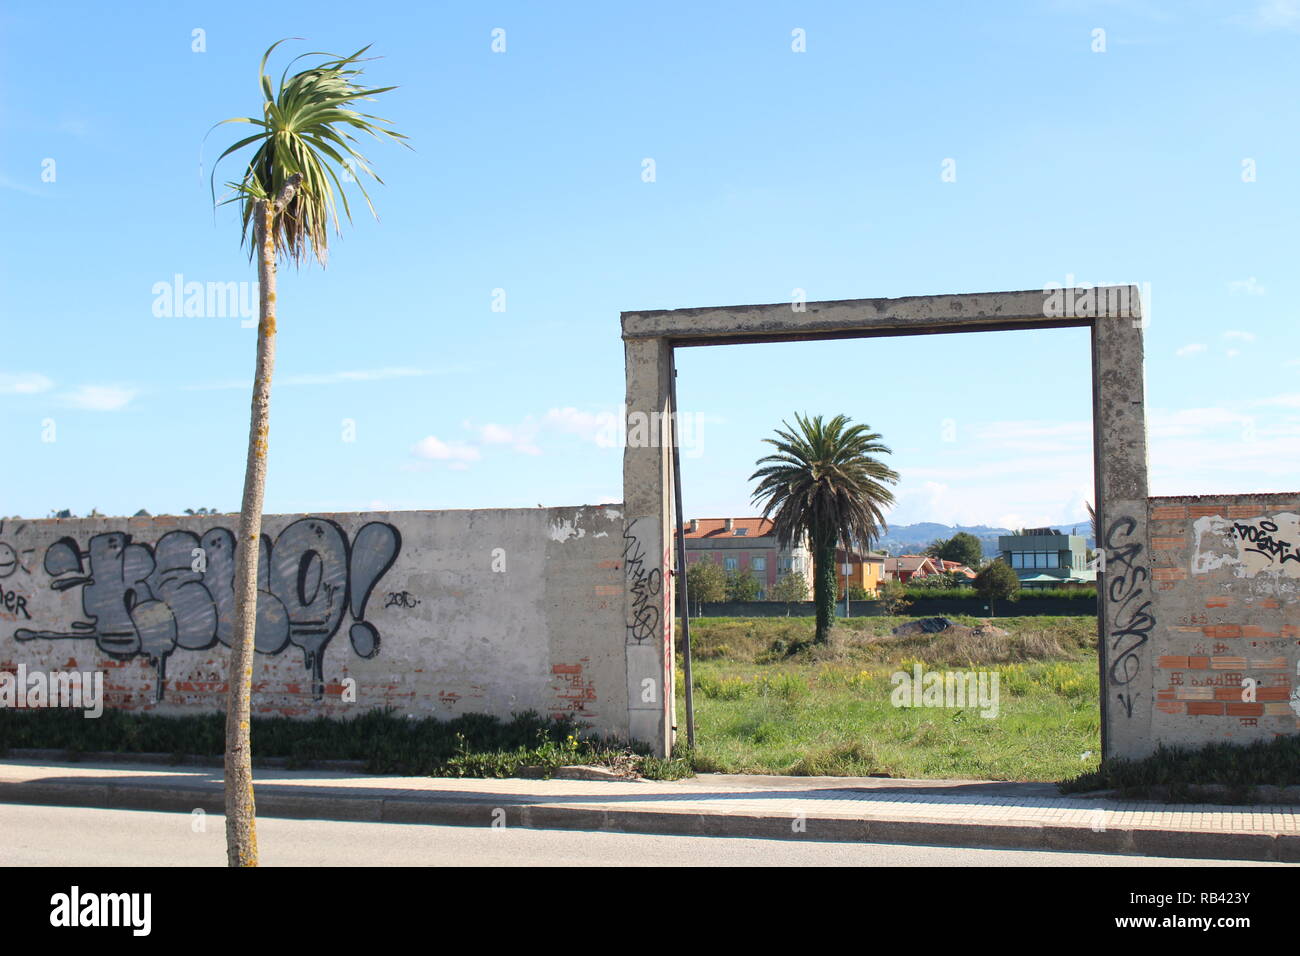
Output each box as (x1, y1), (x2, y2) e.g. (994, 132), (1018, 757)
(0, 505), (632, 740)
(1145, 493), (1300, 747)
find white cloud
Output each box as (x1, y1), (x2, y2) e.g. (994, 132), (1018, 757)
(886, 474), (1093, 531)
(0, 173), (51, 197)
(1223, 330), (1257, 342)
(1175, 343), (1208, 357)
(282, 367), (437, 386)
(59, 384), (137, 411)
(1242, 0), (1300, 31)
(186, 367), (445, 391)
(456, 407), (622, 458)
(1148, 406), (1251, 438)
(1227, 277), (1266, 296)
(1150, 432), (1300, 488)
(466, 420), (543, 456)
(907, 452), (1093, 484)
(1251, 393), (1300, 408)
(545, 407), (618, 443)
(479, 423), (517, 444)
(0, 372), (54, 395)
(969, 420), (1090, 452)
(411, 436), (480, 462)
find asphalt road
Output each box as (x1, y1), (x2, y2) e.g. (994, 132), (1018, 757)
(0, 803), (1284, 866)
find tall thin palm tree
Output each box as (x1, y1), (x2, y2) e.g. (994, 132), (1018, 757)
(750, 413), (899, 644)
(209, 39), (407, 867)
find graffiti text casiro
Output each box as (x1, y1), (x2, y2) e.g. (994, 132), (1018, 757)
(1104, 515), (1153, 719)
(14, 518), (400, 701)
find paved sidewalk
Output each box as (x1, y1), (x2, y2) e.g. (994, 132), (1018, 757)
(0, 758), (1296, 862)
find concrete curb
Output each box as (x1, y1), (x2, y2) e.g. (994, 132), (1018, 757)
(1, 748), (369, 773)
(0, 776), (1295, 862)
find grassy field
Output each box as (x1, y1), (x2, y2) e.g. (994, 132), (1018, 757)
(675, 615), (1102, 781)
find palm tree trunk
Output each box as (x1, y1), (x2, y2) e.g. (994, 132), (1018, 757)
(813, 531), (837, 643)
(224, 197), (278, 868)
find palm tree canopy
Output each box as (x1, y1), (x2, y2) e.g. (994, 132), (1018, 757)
(749, 412), (900, 551)
(208, 39), (410, 266)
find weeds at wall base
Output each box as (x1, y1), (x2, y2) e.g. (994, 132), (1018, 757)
(1059, 737), (1300, 800)
(0, 707), (688, 780)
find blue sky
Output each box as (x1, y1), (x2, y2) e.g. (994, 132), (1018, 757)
(1, 0), (1297, 529)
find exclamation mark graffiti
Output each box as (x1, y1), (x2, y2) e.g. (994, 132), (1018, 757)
(348, 522), (401, 659)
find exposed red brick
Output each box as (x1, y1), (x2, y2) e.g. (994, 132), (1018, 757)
(1242, 626), (1279, 639)
(1226, 702), (1265, 717)
(1204, 625), (1242, 639)
(1211, 656), (1246, 669)
(1187, 702), (1224, 716)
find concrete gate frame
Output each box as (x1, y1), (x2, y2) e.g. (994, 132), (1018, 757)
(620, 287), (1153, 760)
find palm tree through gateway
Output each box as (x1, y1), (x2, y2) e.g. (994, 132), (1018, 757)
(750, 413), (900, 644)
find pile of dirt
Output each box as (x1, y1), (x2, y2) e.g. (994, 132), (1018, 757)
(890, 616), (956, 636)
(891, 617), (1008, 640)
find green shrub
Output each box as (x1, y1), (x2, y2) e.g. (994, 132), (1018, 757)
(1060, 736), (1300, 797)
(0, 706), (673, 780)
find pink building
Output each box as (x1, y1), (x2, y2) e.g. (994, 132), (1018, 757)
(881, 554), (943, 583)
(678, 517), (811, 598)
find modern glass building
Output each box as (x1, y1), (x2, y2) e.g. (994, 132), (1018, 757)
(996, 528), (1096, 589)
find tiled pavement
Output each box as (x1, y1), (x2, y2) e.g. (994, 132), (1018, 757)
(0, 759), (1295, 860)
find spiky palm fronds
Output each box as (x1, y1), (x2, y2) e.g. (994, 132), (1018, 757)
(749, 412), (900, 552)
(209, 38), (409, 266)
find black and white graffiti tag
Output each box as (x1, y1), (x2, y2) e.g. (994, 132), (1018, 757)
(1104, 515), (1154, 719)
(623, 525), (661, 644)
(13, 518), (401, 700)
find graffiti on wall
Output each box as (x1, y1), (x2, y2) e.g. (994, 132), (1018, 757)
(1193, 513), (1300, 580)
(11, 518), (401, 700)
(622, 519), (662, 644)
(1104, 515), (1154, 719)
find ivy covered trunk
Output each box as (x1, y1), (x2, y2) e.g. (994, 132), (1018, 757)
(812, 528), (838, 644)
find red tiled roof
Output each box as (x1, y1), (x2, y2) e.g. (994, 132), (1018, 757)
(680, 518), (775, 539)
(939, 559), (978, 578)
(888, 554), (937, 571)
(837, 547), (885, 562)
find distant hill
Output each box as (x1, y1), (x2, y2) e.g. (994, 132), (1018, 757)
(874, 521), (1095, 558)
